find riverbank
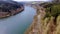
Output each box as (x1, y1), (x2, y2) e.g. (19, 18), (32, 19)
(24, 4), (46, 34)
(0, 1), (24, 18)
(25, 2), (60, 34)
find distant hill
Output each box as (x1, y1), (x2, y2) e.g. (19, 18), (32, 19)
(0, 1), (24, 18)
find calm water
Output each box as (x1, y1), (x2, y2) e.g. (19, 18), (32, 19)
(0, 6), (36, 34)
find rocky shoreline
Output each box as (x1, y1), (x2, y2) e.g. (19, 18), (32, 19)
(24, 5), (45, 34)
(0, 1), (24, 18)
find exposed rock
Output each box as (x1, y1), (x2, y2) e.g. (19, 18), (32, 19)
(25, 3), (60, 34)
(0, 1), (24, 18)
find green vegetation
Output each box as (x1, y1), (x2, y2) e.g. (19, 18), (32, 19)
(45, 4), (60, 18)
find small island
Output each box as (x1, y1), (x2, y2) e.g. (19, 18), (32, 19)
(0, 1), (24, 18)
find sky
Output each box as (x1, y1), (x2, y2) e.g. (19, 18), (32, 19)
(13, 0), (51, 2)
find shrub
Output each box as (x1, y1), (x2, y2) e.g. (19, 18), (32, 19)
(45, 4), (60, 18)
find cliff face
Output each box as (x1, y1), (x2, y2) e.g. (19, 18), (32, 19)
(25, 3), (60, 34)
(25, 6), (46, 34)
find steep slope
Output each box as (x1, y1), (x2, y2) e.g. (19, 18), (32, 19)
(25, 3), (60, 34)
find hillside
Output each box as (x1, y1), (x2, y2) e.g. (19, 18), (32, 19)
(25, 2), (60, 34)
(0, 1), (24, 18)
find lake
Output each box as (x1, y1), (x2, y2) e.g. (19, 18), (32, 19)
(0, 6), (36, 34)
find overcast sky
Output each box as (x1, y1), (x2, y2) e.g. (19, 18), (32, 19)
(13, 0), (51, 2)
(13, 0), (48, 1)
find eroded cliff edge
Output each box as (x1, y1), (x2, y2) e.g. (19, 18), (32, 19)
(25, 2), (60, 34)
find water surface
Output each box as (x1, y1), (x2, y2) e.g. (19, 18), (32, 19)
(0, 6), (36, 34)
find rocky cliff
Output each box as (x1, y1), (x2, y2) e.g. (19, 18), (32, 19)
(25, 3), (60, 34)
